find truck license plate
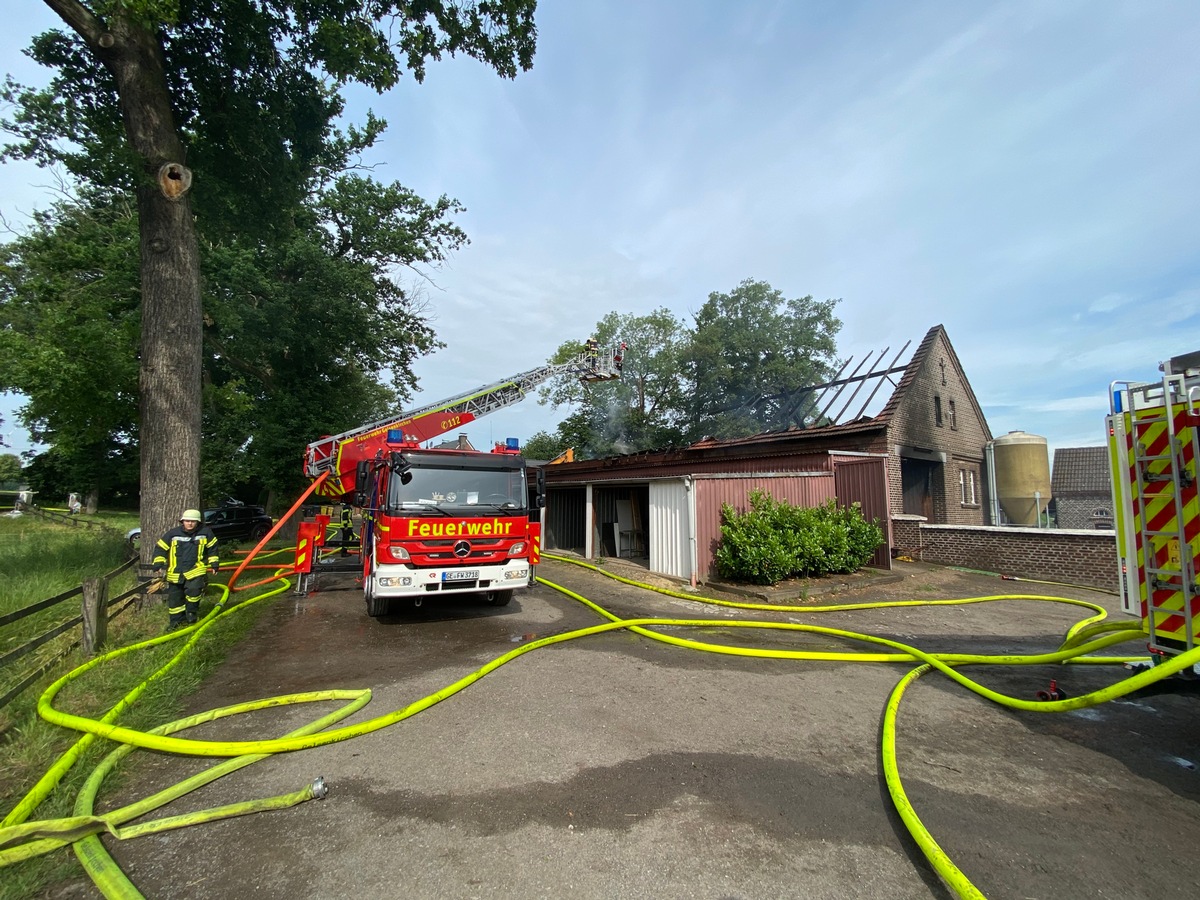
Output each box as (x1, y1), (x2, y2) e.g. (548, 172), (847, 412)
(443, 570), (479, 582)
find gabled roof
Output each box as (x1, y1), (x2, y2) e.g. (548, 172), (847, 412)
(1051, 446), (1111, 494)
(875, 324), (992, 440)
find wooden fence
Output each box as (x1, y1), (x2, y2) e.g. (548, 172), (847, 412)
(17, 504), (113, 533)
(0, 556), (144, 712)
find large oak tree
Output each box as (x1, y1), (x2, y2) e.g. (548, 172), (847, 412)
(3, 0), (536, 553)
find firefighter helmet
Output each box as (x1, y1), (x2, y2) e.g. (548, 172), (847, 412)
(181, 509), (202, 522)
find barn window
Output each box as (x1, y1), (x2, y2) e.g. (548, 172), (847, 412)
(960, 469), (976, 505)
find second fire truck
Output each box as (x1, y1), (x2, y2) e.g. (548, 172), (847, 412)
(1106, 349), (1200, 660)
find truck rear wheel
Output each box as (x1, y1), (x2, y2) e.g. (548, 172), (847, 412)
(485, 589), (513, 607)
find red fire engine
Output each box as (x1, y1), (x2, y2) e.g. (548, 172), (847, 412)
(302, 343), (622, 617)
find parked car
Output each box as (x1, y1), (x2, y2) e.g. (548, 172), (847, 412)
(202, 503), (274, 542)
(126, 502), (274, 547)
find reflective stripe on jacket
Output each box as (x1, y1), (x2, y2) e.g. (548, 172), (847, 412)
(153, 526), (219, 582)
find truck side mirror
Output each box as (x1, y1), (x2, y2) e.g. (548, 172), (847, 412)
(354, 460), (371, 506)
(387, 452), (413, 484)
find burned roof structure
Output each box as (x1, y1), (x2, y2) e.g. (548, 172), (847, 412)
(774, 341), (913, 429)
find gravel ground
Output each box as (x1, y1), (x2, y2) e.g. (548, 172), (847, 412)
(43, 558), (1200, 899)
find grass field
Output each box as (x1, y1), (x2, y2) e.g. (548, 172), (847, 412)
(0, 512), (285, 899)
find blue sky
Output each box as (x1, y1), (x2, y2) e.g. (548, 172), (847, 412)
(3, 0), (1198, 462)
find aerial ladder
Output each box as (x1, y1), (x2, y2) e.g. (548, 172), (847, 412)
(303, 341), (624, 501)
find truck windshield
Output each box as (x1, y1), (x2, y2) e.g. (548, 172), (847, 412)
(388, 464), (527, 513)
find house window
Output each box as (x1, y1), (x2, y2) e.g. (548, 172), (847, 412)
(959, 469), (976, 505)
(1092, 507), (1110, 519)
(934, 395), (943, 426)
(948, 399), (957, 430)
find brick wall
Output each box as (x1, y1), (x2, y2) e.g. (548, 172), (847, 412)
(891, 515), (924, 556)
(1055, 494), (1114, 531)
(890, 517), (1119, 591)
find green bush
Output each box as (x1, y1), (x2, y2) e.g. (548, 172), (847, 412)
(714, 490), (884, 585)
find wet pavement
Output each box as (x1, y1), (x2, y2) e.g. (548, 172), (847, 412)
(56, 559), (1200, 899)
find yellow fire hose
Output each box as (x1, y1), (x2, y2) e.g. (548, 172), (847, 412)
(3, 550), (1189, 900)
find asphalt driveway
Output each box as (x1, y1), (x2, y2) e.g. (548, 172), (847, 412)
(52, 558), (1200, 899)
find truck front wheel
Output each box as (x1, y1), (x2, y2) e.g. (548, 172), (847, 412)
(365, 582), (391, 618)
(485, 589), (513, 607)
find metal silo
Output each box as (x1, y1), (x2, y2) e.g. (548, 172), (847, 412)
(992, 431), (1051, 526)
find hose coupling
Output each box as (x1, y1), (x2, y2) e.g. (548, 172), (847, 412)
(310, 777), (328, 800)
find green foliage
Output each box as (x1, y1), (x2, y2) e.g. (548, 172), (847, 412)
(0, 1), (537, 509)
(2, 2), (538, 221)
(533, 282), (841, 458)
(686, 279), (842, 440)
(521, 430), (568, 461)
(714, 490), (884, 585)
(0, 453), (21, 485)
(536, 308), (692, 458)
(0, 200), (141, 503)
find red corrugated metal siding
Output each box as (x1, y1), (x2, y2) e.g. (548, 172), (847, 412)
(695, 475), (836, 579)
(832, 455), (893, 569)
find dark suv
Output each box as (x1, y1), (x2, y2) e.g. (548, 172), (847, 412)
(126, 502), (274, 548)
(203, 504), (274, 542)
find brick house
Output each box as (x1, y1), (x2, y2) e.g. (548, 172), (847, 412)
(540, 325), (993, 582)
(1050, 446), (1113, 529)
(882, 325), (993, 526)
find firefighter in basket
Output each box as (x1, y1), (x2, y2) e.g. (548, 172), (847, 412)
(153, 509), (220, 631)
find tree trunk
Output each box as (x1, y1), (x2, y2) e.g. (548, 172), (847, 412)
(136, 179), (202, 561)
(43, 3), (204, 561)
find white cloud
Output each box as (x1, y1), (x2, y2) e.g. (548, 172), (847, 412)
(1088, 293), (1129, 314)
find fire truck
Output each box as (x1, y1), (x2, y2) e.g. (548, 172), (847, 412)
(1107, 350), (1200, 658)
(303, 342), (623, 617)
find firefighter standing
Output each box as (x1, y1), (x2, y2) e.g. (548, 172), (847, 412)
(339, 503), (356, 556)
(153, 509), (219, 630)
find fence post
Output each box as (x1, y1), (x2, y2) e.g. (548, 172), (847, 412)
(82, 577), (108, 654)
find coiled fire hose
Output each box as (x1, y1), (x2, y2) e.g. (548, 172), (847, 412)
(2, 548), (1188, 900)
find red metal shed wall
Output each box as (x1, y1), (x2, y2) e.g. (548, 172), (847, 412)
(695, 475), (836, 579)
(832, 455), (893, 569)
